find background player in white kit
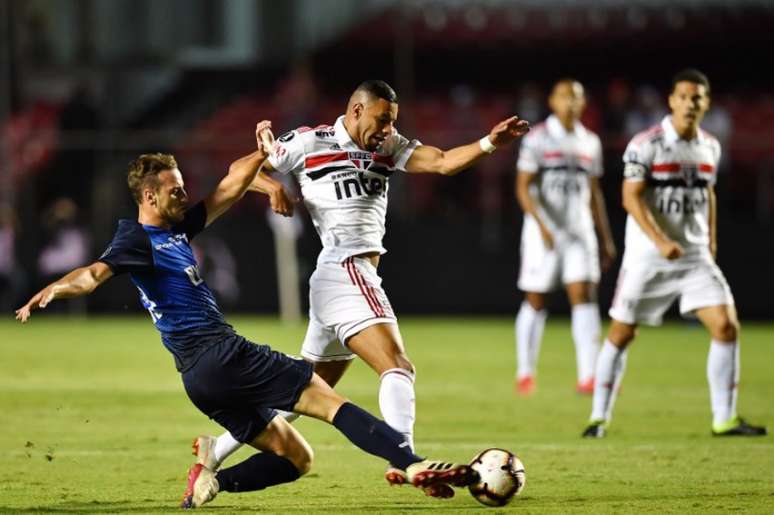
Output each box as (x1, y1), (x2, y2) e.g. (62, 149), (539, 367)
(514, 79), (616, 396)
(582, 69), (766, 438)
(195, 80), (530, 495)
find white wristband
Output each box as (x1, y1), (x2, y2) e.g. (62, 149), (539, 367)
(479, 136), (496, 154)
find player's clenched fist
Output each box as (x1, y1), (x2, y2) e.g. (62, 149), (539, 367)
(255, 120), (275, 157)
(656, 238), (684, 260)
(489, 116), (530, 148)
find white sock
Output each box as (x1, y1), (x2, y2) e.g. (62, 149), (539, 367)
(378, 368), (416, 451)
(707, 339), (739, 427)
(572, 303), (601, 383)
(590, 339), (628, 422)
(214, 432), (243, 465)
(515, 302), (548, 378)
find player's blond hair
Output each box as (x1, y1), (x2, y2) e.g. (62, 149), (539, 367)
(127, 153), (178, 205)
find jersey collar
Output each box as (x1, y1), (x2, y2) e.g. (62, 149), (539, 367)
(334, 116), (357, 148)
(546, 114), (584, 138)
(662, 115), (705, 144)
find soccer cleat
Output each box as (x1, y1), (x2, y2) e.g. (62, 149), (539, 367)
(582, 421), (606, 438)
(191, 435), (220, 470)
(576, 377), (595, 395)
(385, 466), (454, 498)
(180, 463), (219, 509)
(712, 417), (767, 437)
(405, 460), (478, 491)
(516, 375), (536, 396)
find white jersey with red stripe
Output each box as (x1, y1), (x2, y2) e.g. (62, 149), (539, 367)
(268, 116), (420, 264)
(622, 115), (721, 260)
(516, 115), (603, 239)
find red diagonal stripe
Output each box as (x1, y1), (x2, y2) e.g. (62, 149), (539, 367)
(346, 259), (380, 317)
(543, 151), (564, 159)
(305, 152), (350, 169)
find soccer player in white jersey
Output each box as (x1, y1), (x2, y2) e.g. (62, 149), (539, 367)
(582, 69), (766, 438)
(195, 80), (530, 495)
(514, 79), (617, 396)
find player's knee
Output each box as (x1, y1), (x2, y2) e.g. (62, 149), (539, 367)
(525, 294), (546, 311)
(608, 323), (636, 347)
(282, 439), (314, 476)
(394, 354), (415, 377)
(713, 318), (738, 342)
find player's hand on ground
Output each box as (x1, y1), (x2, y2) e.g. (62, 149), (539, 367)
(656, 238), (684, 260)
(255, 121), (274, 158)
(539, 225), (555, 250)
(15, 285), (58, 323)
(488, 116), (530, 147)
(601, 240), (618, 271)
(269, 185), (297, 217)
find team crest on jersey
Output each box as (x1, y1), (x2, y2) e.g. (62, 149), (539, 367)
(682, 163), (698, 187)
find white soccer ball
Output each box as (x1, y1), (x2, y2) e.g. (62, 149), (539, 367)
(468, 448), (526, 507)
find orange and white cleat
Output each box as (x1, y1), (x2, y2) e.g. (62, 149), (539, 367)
(385, 465), (455, 498)
(516, 375), (536, 396)
(405, 460), (478, 491)
(191, 435), (220, 470)
(576, 377), (595, 395)
(180, 463), (219, 509)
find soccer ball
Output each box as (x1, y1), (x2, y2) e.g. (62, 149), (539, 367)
(468, 448), (526, 507)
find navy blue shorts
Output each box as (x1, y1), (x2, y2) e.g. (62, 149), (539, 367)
(181, 333), (314, 443)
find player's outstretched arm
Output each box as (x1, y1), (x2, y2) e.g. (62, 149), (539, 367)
(405, 115), (529, 175)
(622, 180), (683, 260)
(248, 169), (296, 217)
(590, 177), (617, 270)
(15, 261), (113, 323)
(203, 121), (272, 226)
(516, 170), (554, 249)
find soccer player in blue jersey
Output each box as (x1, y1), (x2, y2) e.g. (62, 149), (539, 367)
(15, 122), (477, 508)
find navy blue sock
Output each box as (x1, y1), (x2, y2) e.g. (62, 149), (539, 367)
(215, 452), (300, 492)
(332, 402), (422, 470)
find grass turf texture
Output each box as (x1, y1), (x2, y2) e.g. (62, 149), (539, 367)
(1, 316), (772, 513)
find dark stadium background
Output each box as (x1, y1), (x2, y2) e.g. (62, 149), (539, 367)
(2, 0), (773, 318)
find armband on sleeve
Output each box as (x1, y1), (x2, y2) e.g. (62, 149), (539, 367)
(623, 162), (647, 181)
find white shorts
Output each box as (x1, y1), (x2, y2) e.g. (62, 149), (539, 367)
(517, 218), (600, 293)
(608, 253), (734, 326)
(301, 257), (397, 362)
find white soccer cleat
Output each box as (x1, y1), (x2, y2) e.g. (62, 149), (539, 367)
(180, 463), (219, 509)
(191, 435), (220, 470)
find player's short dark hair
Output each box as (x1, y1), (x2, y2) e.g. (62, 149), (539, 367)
(355, 80), (399, 104)
(127, 153), (178, 205)
(671, 68), (711, 94)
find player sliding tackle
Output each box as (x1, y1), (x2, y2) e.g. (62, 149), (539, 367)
(204, 80), (530, 496)
(15, 122), (478, 509)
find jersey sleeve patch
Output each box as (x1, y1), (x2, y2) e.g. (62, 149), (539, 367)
(516, 135), (540, 173)
(268, 129), (306, 174)
(98, 221), (154, 275)
(173, 201), (207, 240)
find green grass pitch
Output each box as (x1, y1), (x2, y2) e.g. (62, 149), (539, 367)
(1, 316), (772, 513)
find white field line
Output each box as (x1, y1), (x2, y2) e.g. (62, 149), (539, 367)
(5, 441), (774, 457)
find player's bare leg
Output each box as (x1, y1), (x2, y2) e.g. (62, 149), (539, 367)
(695, 305), (766, 436)
(566, 281), (601, 394)
(582, 320), (634, 438)
(515, 292), (547, 395)
(182, 416), (314, 508)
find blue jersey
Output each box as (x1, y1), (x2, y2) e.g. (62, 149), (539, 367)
(99, 202), (232, 371)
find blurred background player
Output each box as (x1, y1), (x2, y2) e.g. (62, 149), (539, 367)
(204, 80), (530, 488)
(582, 69), (766, 438)
(514, 79), (616, 396)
